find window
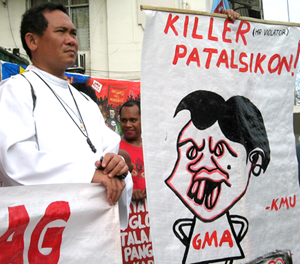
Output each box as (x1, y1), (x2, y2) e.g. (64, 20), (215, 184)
(228, 0), (263, 19)
(30, 0), (90, 50)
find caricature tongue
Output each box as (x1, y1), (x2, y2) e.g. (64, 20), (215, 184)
(188, 179), (221, 210)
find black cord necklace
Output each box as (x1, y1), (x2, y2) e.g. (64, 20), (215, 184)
(32, 71), (97, 153)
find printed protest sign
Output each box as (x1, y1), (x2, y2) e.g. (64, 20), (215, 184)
(141, 7), (300, 264)
(0, 183), (122, 264)
(120, 200), (154, 264)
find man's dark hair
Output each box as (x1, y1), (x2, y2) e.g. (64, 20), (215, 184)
(174, 90), (270, 172)
(20, 2), (68, 59)
(119, 100), (140, 116)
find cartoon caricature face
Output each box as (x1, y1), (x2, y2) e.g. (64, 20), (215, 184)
(166, 121), (252, 222)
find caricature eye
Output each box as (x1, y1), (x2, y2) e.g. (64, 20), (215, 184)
(214, 143), (225, 157)
(187, 145), (198, 160)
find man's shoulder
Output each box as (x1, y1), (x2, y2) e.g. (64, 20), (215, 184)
(0, 71), (34, 90)
(0, 71), (36, 110)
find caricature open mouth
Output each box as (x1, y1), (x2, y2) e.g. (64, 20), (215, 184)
(187, 179), (222, 210)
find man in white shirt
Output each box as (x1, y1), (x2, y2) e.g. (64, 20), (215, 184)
(0, 2), (132, 229)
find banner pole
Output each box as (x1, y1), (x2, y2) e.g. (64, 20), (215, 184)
(140, 5), (300, 27)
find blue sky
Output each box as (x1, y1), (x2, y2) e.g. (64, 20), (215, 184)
(263, 0), (300, 23)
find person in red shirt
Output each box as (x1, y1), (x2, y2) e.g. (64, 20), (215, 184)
(119, 100), (146, 202)
(119, 100), (154, 263)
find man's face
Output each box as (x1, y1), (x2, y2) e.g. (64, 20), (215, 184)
(120, 105), (141, 142)
(166, 121), (252, 221)
(33, 10), (78, 77)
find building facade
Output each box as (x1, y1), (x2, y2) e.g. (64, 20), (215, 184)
(0, 0), (264, 80)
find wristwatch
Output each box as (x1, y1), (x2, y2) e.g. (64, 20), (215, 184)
(116, 173), (127, 180)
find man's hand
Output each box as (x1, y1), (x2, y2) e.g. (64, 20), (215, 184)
(92, 169), (126, 206)
(222, 9), (240, 22)
(93, 153), (128, 205)
(95, 153), (128, 178)
(132, 188), (146, 202)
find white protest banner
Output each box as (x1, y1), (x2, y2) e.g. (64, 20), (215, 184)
(141, 6), (300, 264)
(0, 183), (122, 264)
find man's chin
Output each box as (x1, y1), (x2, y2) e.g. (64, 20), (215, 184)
(66, 61), (76, 68)
(63, 56), (77, 67)
(124, 133), (135, 140)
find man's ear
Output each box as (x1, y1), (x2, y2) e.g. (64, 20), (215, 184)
(25, 33), (38, 52)
(248, 149), (264, 177)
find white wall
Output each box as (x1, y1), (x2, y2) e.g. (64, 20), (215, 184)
(89, 0), (211, 80)
(0, 0), (27, 59)
(88, 0), (108, 77)
(263, 0), (300, 23)
(0, 0), (212, 79)
(106, 0), (144, 80)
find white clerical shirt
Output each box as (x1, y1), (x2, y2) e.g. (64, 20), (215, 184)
(0, 65), (132, 229)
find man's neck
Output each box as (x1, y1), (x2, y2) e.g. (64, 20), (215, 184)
(32, 62), (66, 80)
(122, 136), (142, 148)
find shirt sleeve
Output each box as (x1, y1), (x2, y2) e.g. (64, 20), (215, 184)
(118, 172), (133, 230)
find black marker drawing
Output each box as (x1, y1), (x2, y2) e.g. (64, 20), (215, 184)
(245, 249), (292, 264)
(165, 90), (271, 264)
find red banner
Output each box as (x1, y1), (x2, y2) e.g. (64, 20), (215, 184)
(87, 77), (140, 135)
(120, 200), (154, 264)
